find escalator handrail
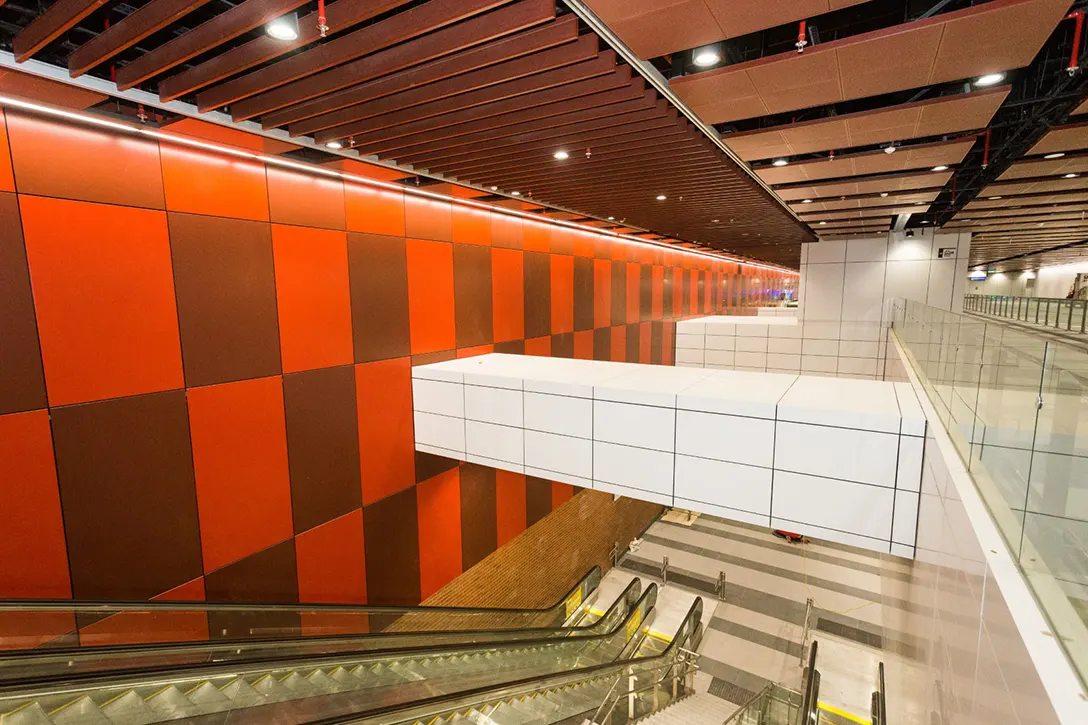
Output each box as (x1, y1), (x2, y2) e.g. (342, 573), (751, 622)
(0, 584), (659, 697)
(302, 596), (703, 725)
(0, 567), (601, 616)
(0, 579), (642, 670)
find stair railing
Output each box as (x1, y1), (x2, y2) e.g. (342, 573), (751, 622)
(587, 652), (699, 725)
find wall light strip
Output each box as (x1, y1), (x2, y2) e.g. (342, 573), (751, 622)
(0, 93), (797, 276)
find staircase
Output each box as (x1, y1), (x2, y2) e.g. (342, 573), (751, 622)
(419, 677), (614, 724)
(632, 693), (738, 725)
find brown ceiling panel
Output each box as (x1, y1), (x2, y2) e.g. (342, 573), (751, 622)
(12, 0), (107, 62)
(197, 0), (517, 112)
(800, 205), (930, 221)
(581, 0), (871, 60)
(791, 191), (940, 212)
(963, 191), (1088, 209)
(756, 137), (974, 184)
(0, 69), (107, 109)
(954, 203), (1088, 219)
(262, 17), (579, 129)
(67, 0), (213, 78)
(227, 0), (553, 121)
(315, 52), (619, 144)
(286, 35), (599, 135)
(997, 155), (1088, 180)
(1072, 98), (1088, 116)
(115, 0), (311, 90)
(156, 0), (415, 99)
(670, 0), (1070, 124)
(1027, 120), (1088, 155)
(775, 170), (954, 200)
(724, 86), (1008, 161)
(980, 176), (1088, 196)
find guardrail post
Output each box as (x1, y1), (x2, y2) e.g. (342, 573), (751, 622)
(660, 556), (668, 584)
(1036, 299), (1042, 324)
(1081, 301), (1086, 334)
(715, 570), (727, 600)
(1068, 301), (1074, 330)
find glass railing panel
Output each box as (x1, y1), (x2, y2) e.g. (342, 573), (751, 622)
(892, 298), (1088, 691)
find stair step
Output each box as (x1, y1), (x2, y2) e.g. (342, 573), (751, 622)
(99, 691), (157, 725)
(50, 697), (110, 725)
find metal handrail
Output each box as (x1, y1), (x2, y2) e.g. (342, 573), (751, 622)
(964, 293), (1088, 333)
(588, 653), (699, 725)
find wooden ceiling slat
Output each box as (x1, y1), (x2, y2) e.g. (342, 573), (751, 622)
(483, 166), (729, 200)
(315, 52), (619, 144)
(525, 173), (746, 201)
(233, 0), (556, 122)
(156, 0), (414, 100)
(366, 80), (648, 156)
(346, 71), (636, 153)
(414, 103), (673, 170)
(287, 34), (598, 135)
(261, 16), (578, 129)
(197, 0), (513, 112)
(13, 0), (108, 62)
(115, 0), (310, 90)
(480, 152), (718, 189)
(68, 0), (214, 78)
(478, 135), (704, 183)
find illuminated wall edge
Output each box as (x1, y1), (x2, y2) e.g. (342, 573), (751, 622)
(0, 93), (798, 277)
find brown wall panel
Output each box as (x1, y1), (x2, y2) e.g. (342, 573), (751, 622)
(551, 332), (575, 358)
(348, 233), (412, 363)
(169, 213), (281, 388)
(0, 192), (46, 415)
(593, 326), (611, 361)
(523, 251), (551, 339)
(526, 476), (553, 527)
(453, 243), (494, 348)
(51, 391), (203, 600)
(415, 451), (460, 484)
(610, 260), (626, 326)
(651, 321), (663, 365)
(283, 365), (363, 534)
(460, 464), (498, 571)
(625, 323), (640, 362)
(573, 256), (594, 332)
(364, 486), (421, 605)
(640, 265), (652, 322)
(205, 539), (299, 638)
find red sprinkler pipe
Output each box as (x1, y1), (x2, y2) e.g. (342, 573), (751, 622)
(981, 128), (991, 169)
(318, 0), (329, 37)
(1067, 10), (1084, 74)
(796, 20), (808, 53)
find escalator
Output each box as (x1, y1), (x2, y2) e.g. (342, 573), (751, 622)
(0, 578), (661, 725)
(1, 570), (632, 683)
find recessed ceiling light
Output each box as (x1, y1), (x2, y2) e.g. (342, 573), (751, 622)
(511, 191), (521, 196)
(974, 72), (1006, 87)
(802, 199), (812, 203)
(712, 219), (720, 222)
(553, 150), (569, 160)
(692, 44), (721, 67)
(266, 12), (300, 40)
(932, 165), (949, 172)
(607, 216), (614, 220)
(883, 145), (897, 154)
(656, 194), (667, 200)
(880, 192), (889, 198)
(921, 220), (930, 224)
(1065, 173), (1079, 178)
(490, 185), (498, 191)
(914, 201), (925, 205)
(772, 158), (789, 167)
(819, 221), (827, 225)
(324, 140), (343, 149)
(989, 196), (1002, 200)
(1044, 152), (1066, 159)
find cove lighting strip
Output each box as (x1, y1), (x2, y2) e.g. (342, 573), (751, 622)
(0, 92), (797, 276)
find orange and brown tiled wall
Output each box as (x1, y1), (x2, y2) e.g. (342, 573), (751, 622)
(0, 107), (791, 619)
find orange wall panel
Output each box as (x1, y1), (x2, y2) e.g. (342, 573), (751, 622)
(0, 112), (14, 193)
(20, 195), (184, 406)
(160, 144), (269, 222)
(417, 468), (462, 599)
(271, 225), (354, 373)
(345, 183), (406, 237)
(626, 262), (640, 324)
(296, 509), (367, 604)
(525, 336), (551, 356)
(639, 322), (651, 363)
(610, 326), (626, 362)
(406, 238), (456, 355)
(550, 254), (574, 334)
(453, 206), (492, 246)
(652, 266), (664, 319)
(405, 195), (453, 242)
(6, 111), (164, 209)
(0, 410), (70, 599)
(574, 330), (593, 360)
(267, 167), (346, 231)
(496, 470), (527, 547)
(491, 248), (524, 343)
(551, 481), (575, 509)
(356, 358), (415, 506)
(523, 219), (552, 252)
(187, 376), (294, 572)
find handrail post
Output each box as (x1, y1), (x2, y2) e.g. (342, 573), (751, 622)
(660, 556), (668, 584)
(1068, 300), (1074, 330)
(715, 570), (727, 600)
(1036, 298), (1042, 324)
(1081, 301), (1086, 334)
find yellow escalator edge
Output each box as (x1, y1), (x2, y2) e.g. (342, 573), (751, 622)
(818, 701), (871, 725)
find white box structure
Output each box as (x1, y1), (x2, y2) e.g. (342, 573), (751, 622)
(756, 307), (797, 317)
(675, 316), (890, 378)
(412, 354), (925, 556)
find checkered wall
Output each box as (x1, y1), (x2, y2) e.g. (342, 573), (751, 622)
(0, 107), (792, 616)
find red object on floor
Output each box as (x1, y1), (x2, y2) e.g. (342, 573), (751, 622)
(773, 529), (808, 543)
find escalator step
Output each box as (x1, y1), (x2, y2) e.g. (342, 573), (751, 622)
(305, 669), (346, 694)
(250, 674), (292, 703)
(99, 691), (158, 725)
(144, 686), (202, 721)
(50, 696), (111, 725)
(219, 679), (264, 708)
(184, 682), (231, 713)
(0, 702), (53, 725)
(278, 671), (322, 698)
